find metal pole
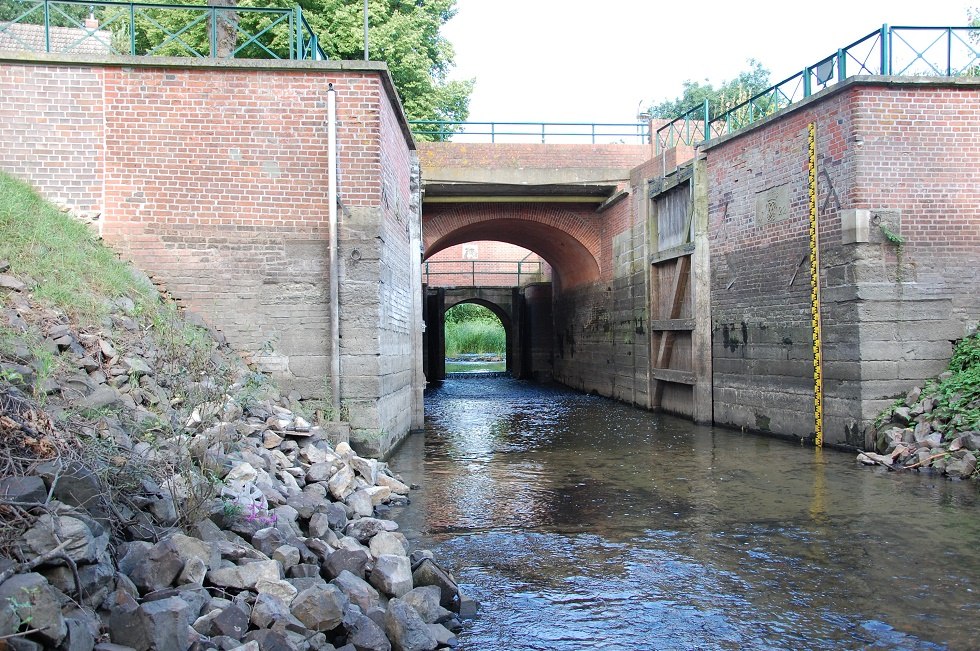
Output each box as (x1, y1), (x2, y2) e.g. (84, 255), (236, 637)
(363, 0), (369, 60)
(327, 83), (342, 416)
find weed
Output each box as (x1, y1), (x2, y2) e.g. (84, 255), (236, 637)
(444, 304), (505, 357)
(879, 222), (907, 282)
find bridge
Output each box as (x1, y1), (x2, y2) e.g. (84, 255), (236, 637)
(1, 6), (978, 455)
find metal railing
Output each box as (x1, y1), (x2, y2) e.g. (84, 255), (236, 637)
(655, 25), (980, 153)
(423, 260), (544, 287)
(409, 120), (651, 144)
(0, 0), (326, 60)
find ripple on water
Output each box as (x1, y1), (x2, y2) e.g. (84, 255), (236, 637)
(389, 379), (980, 651)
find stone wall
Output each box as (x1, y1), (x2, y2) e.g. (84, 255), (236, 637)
(0, 54), (422, 455)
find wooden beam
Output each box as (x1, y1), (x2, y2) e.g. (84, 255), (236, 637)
(652, 254), (691, 406)
(649, 318), (695, 331)
(691, 156), (714, 424)
(650, 368), (696, 385)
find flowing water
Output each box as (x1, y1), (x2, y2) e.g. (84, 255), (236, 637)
(387, 378), (980, 651)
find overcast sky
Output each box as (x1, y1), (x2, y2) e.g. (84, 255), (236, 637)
(441, 0), (973, 126)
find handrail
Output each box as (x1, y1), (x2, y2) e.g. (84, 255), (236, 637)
(654, 25), (979, 154)
(424, 260), (545, 287)
(0, 0), (327, 60)
(409, 120), (651, 144)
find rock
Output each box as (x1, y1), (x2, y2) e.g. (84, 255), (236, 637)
(243, 629), (296, 651)
(139, 596), (192, 651)
(426, 623), (456, 648)
(250, 593), (292, 629)
(256, 579), (299, 605)
(920, 432), (943, 450)
(23, 513), (107, 565)
(401, 586), (452, 625)
(945, 451), (977, 479)
(126, 539), (185, 594)
(331, 571), (382, 615)
(288, 564), (322, 579)
(63, 615), (97, 651)
(411, 559), (459, 609)
(251, 527), (287, 557)
(75, 385), (125, 410)
(323, 502), (349, 532)
(346, 607), (391, 651)
(290, 585), (349, 632)
(287, 491), (323, 520)
(912, 421), (933, 442)
(328, 466), (357, 500)
(0, 573), (67, 646)
(210, 604), (249, 640)
(384, 598), (437, 651)
(457, 593), (479, 620)
(207, 560), (281, 590)
(375, 474), (410, 495)
(346, 490), (375, 518)
(905, 386), (921, 407)
(363, 486), (392, 506)
(345, 518), (398, 543)
(369, 532), (407, 559)
(0, 274), (27, 291)
(0, 475), (47, 503)
(369, 555), (413, 598)
(170, 533), (219, 573)
(273, 545), (301, 571)
(325, 548), (370, 580)
(43, 558), (115, 607)
(891, 406), (911, 426)
(350, 456), (379, 485)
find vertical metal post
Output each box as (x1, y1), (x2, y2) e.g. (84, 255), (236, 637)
(209, 6), (217, 57)
(471, 262), (475, 286)
(880, 24), (890, 75)
(541, 123), (545, 144)
(946, 27), (952, 76)
(43, 0), (51, 51)
(293, 7), (301, 60)
(130, 1), (136, 54)
(327, 83), (342, 416)
(363, 0), (369, 60)
(837, 48), (846, 82)
(591, 124), (596, 144)
(803, 67), (812, 97)
(702, 99), (710, 142)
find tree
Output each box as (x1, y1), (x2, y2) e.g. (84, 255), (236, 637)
(301, 0), (472, 128)
(646, 59), (770, 119)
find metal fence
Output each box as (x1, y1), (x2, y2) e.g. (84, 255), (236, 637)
(409, 120), (651, 144)
(655, 25), (980, 153)
(0, 0), (325, 60)
(423, 260), (545, 287)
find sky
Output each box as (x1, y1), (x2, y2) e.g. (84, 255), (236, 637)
(441, 0), (974, 126)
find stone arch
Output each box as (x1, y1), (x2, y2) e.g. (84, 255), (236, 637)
(423, 203), (602, 289)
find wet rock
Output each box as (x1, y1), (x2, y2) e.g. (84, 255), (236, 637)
(946, 451), (977, 479)
(369, 555), (413, 598)
(0, 573), (67, 646)
(290, 584), (348, 632)
(401, 586), (452, 625)
(426, 623), (456, 648)
(411, 559), (459, 609)
(384, 598), (437, 651)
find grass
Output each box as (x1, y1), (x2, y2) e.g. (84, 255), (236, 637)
(444, 304), (506, 357)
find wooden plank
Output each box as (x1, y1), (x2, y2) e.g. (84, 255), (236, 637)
(649, 318), (695, 331)
(652, 255), (691, 406)
(650, 368), (696, 385)
(691, 157), (713, 424)
(650, 243), (694, 265)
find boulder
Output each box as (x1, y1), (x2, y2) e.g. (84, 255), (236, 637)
(400, 586), (451, 625)
(345, 608), (391, 651)
(384, 598), (437, 651)
(0, 573), (67, 646)
(209, 604), (249, 640)
(139, 596), (193, 651)
(369, 532), (407, 559)
(346, 490), (375, 518)
(345, 518), (398, 544)
(411, 559), (459, 609)
(325, 549), (370, 580)
(207, 560), (281, 590)
(331, 571), (382, 615)
(290, 585), (349, 632)
(125, 539), (184, 595)
(250, 593), (293, 629)
(369, 555), (413, 598)
(328, 466), (357, 501)
(23, 513), (108, 565)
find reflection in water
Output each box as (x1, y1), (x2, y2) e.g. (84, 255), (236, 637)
(389, 379), (980, 651)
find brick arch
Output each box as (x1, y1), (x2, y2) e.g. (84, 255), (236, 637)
(444, 297), (512, 330)
(423, 203), (601, 288)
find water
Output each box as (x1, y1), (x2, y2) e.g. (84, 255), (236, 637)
(388, 378), (980, 651)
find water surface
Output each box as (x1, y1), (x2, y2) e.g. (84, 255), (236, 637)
(388, 378), (980, 651)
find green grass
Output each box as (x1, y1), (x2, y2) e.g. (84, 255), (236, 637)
(0, 172), (158, 325)
(444, 304), (505, 357)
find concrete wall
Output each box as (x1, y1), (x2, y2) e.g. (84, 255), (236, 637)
(703, 78), (980, 446)
(0, 54), (422, 456)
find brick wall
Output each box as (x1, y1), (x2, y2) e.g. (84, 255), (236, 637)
(423, 241), (549, 288)
(0, 56), (421, 455)
(704, 78), (980, 445)
(418, 142), (652, 170)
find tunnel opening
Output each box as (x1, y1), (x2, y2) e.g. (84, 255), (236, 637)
(444, 302), (507, 375)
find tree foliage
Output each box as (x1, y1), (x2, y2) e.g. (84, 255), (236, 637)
(646, 59), (771, 119)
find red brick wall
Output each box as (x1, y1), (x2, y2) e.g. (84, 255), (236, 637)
(0, 64), (104, 212)
(423, 241), (549, 288)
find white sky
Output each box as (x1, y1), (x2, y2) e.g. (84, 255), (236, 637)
(442, 0), (974, 125)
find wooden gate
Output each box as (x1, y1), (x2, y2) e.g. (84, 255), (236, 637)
(647, 161), (712, 422)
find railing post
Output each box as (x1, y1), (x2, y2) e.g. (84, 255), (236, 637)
(43, 0), (51, 52)
(209, 6), (217, 57)
(541, 123), (545, 144)
(837, 48), (846, 82)
(471, 262), (475, 286)
(130, 1), (136, 55)
(294, 6), (302, 60)
(946, 27), (952, 76)
(803, 67), (812, 97)
(702, 99), (710, 143)
(880, 24), (890, 75)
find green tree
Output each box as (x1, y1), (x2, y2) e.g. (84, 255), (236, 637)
(302, 0), (472, 128)
(646, 59), (771, 119)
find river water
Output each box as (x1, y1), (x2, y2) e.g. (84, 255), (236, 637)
(387, 378), (980, 651)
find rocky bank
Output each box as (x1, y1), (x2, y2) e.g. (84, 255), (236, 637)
(0, 261), (474, 651)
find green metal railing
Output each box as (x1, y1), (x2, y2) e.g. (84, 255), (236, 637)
(655, 24), (980, 153)
(424, 260), (544, 286)
(409, 120), (651, 144)
(0, 0), (326, 60)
